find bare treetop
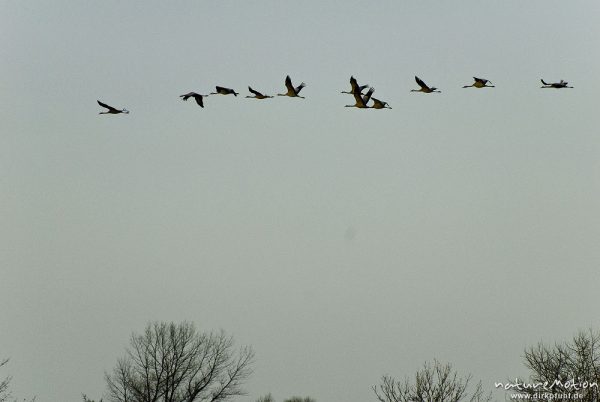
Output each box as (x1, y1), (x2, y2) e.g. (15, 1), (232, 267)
(105, 321), (254, 402)
(514, 328), (600, 402)
(373, 360), (491, 402)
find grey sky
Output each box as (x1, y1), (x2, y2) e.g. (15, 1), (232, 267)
(1, 1), (600, 401)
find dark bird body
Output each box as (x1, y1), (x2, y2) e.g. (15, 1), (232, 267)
(345, 87), (375, 108)
(371, 97), (392, 109)
(463, 77), (494, 88)
(211, 86), (239, 96)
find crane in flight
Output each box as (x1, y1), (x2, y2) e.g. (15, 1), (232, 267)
(411, 76), (441, 93)
(277, 75), (306, 98)
(180, 92), (208, 108)
(463, 77), (494, 88)
(541, 79), (573, 89)
(246, 86), (273, 99)
(371, 97), (392, 109)
(341, 76), (369, 95)
(97, 100), (129, 114)
(210, 86), (239, 96)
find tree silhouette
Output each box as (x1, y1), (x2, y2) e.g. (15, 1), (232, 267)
(0, 358), (11, 402)
(511, 328), (600, 402)
(373, 360), (491, 402)
(105, 321), (254, 402)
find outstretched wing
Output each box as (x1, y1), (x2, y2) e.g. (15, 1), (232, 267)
(285, 75), (294, 92)
(415, 76), (428, 90)
(180, 92), (204, 107)
(180, 92), (195, 101)
(248, 86), (262, 97)
(362, 87), (375, 105)
(97, 100), (117, 112)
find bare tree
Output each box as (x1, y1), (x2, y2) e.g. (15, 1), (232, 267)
(0, 358), (11, 402)
(255, 394), (313, 402)
(0, 358), (36, 402)
(283, 397), (315, 402)
(104, 321), (254, 402)
(373, 360), (491, 402)
(510, 328), (600, 402)
(255, 394), (275, 402)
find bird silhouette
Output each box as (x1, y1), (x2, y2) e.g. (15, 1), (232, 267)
(277, 75), (306, 98)
(97, 100), (129, 114)
(411, 76), (441, 93)
(371, 97), (392, 109)
(210, 86), (239, 96)
(180, 92), (208, 107)
(341, 76), (369, 95)
(246, 86), (273, 99)
(463, 77), (494, 88)
(541, 79), (573, 89)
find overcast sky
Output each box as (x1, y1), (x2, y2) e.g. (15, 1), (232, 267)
(1, 1), (600, 401)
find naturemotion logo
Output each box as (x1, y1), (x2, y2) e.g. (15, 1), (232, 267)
(495, 378), (598, 401)
(495, 378), (598, 392)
